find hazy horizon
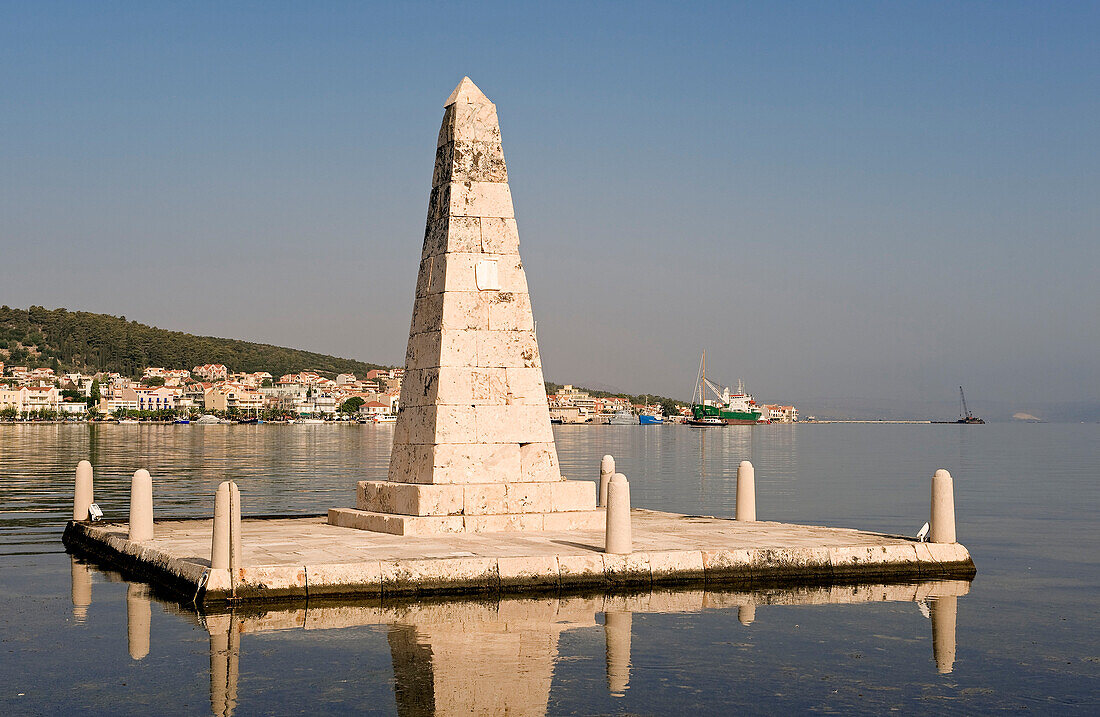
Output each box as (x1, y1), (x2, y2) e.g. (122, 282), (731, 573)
(2, 3), (1097, 420)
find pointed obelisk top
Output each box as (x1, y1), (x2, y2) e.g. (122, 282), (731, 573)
(444, 76), (490, 107)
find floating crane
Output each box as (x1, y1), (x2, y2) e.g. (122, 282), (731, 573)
(957, 386), (985, 424)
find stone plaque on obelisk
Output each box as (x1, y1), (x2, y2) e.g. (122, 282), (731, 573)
(329, 78), (601, 535)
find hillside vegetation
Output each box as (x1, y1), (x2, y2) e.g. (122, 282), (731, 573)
(0, 305), (387, 379)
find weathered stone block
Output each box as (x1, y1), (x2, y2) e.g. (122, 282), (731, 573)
(487, 291), (534, 331)
(475, 330), (540, 369)
(451, 101), (502, 145)
(497, 556), (559, 589)
(305, 562), (384, 597)
(395, 405), (477, 444)
(648, 551), (707, 583)
(381, 556), (499, 594)
(603, 553), (652, 585)
(447, 181), (514, 219)
(469, 368), (508, 404)
(475, 405), (554, 443)
(422, 215), (483, 259)
(557, 554), (609, 587)
(235, 566), (308, 600)
(463, 483), (507, 515)
(504, 482), (553, 513)
(506, 367), (547, 404)
(701, 549), (755, 581)
(387, 444), (434, 484)
(441, 140), (508, 184)
(480, 217), (519, 254)
(520, 441), (562, 482)
(431, 443), (521, 484)
(358, 481), (463, 516)
(550, 480), (596, 512)
(462, 513), (537, 533)
(541, 510), (605, 531)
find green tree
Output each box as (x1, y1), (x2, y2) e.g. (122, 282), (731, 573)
(339, 396), (365, 414)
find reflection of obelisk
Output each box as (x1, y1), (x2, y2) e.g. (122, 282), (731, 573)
(386, 600), (584, 716)
(330, 78), (600, 535)
(930, 596), (957, 674)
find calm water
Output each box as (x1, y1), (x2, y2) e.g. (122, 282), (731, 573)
(1, 423), (1097, 714)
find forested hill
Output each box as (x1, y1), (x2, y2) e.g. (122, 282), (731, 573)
(0, 306), (388, 379)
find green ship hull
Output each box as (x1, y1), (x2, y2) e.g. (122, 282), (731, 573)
(691, 404), (762, 425)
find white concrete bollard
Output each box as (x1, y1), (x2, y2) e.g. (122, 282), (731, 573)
(930, 469), (956, 544)
(736, 460), (756, 521)
(129, 469), (154, 541)
(605, 473), (632, 554)
(599, 455), (615, 507)
(211, 481), (242, 575)
(74, 460), (93, 521)
(126, 582), (151, 661)
(229, 482), (242, 575)
(211, 482), (231, 570)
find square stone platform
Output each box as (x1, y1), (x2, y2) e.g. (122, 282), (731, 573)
(63, 509), (975, 605)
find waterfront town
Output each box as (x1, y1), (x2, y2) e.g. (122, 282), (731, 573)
(0, 360), (798, 423)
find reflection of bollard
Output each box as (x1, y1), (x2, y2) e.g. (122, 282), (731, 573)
(736, 460), (756, 521)
(931, 469), (956, 544)
(738, 604), (756, 626)
(930, 595), (957, 674)
(71, 556), (92, 625)
(599, 455), (615, 507)
(604, 611), (632, 696)
(208, 613), (240, 717)
(129, 469), (154, 541)
(605, 473), (632, 554)
(127, 583), (151, 660)
(74, 460), (94, 521)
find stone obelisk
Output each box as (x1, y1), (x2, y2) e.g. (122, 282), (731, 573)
(329, 78), (601, 535)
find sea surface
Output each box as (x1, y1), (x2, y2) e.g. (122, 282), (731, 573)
(0, 422), (1097, 714)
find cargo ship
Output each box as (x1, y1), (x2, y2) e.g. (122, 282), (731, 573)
(688, 352), (766, 425)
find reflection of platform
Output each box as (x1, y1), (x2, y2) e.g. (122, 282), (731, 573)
(64, 508), (974, 605)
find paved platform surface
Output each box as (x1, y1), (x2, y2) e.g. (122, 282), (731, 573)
(63, 509), (975, 604)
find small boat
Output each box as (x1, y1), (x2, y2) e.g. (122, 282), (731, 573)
(608, 410), (638, 425)
(687, 416), (725, 427)
(118, 418), (140, 424)
(639, 413), (664, 425)
(194, 414), (224, 424)
(299, 417), (326, 424)
(371, 414), (397, 424)
(174, 418), (191, 424)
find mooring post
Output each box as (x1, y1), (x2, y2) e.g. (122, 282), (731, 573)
(599, 455), (615, 507)
(128, 469), (154, 541)
(229, 482), (242, 577)
(930, 469), (956, 543)
(605, 472), (632, 554)
(738, 604), (756, 626)
(736, 460), (756, 521)
(211, 482), (231, 570)
(73, 460), (93, 521)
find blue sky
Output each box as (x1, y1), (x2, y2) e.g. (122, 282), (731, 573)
(2, 2), (1097, 414)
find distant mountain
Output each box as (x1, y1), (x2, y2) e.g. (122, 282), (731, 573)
(0, 305), (388, 379)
